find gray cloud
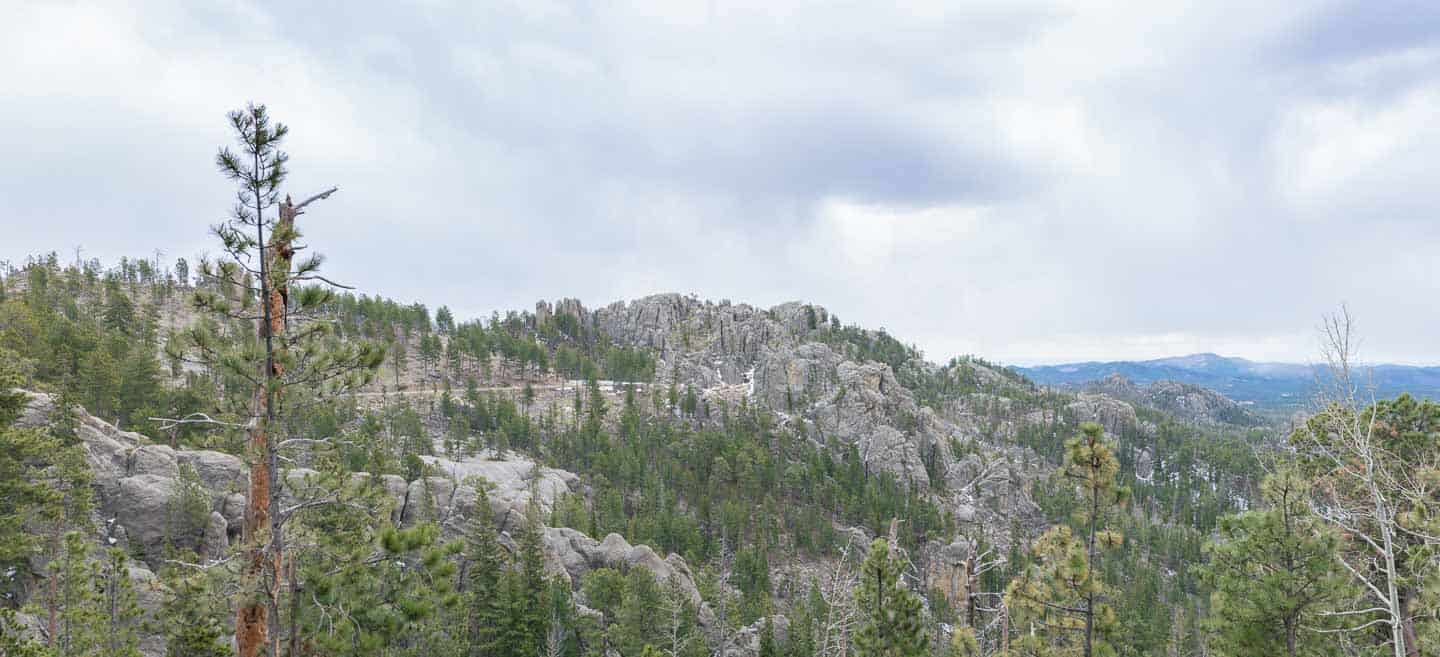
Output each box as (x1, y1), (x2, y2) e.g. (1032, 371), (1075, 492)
(3, 0), (1438, 366)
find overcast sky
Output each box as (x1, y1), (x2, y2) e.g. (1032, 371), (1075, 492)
(4, 1), (1438, 365)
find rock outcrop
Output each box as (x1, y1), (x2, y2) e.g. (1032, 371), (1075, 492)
(591, 294), (829, 389)
(1083, 374), (1263, 427)
(720, 615), (789, 657)
(15, 392), (246, 562)
(13, 390), (713, 653)
(576, 294), (1048, 536)
(543, 528), (712, 624)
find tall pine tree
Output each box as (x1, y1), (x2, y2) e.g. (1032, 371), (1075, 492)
(1202, 469), (1348, 657)
(1005, 423), (1127, 657)
(853, 538), (928, 657)
(173, 102), (384, 657)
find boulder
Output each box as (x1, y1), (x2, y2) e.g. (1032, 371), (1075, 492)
(201, 511), (229, 560)
(115, 474), (177, 557)
(721, 615), (789, 657)
(401, 476), (457, 526)
(1065, 394), (1139, 436)
(129, 444), (179, 479)
(419, 451), (577, 528)
(541, 528), (706, 612)
(177, 449), (245, 499)
(379, 474), (410, 524)
(220, 493), (247, 535)
(128, 564), (167, 657)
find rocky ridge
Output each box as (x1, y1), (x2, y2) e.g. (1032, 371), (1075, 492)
(1082, 373), (1264, 427)
(567, 294), (1051, 543)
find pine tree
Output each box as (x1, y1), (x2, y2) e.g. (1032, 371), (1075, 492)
(614, 568), (664, 657)
(98, 549), (142, 657)
(164, 462), (211, 557)
(51, 532), (102, 657)
(161, 571), (230, 657)
(736, 546), (772, 624)
(1005, 423), (1127, 657)
(463, 486), (506, 657)
(659, 574), (700, 657)
(545, 576), (581, 657)
(946, 627), (980, 657)
(759, 615), (779, 657)
(515, 503), (552, 657)
(0, 351), (64, 570)
(0, 607), (53, 657)
(853, 538), (928, 657)
(173, 102), (384, 657)
(301, 519), (461, 656)
(494, 503), (552, 657)
(1202, 470), (1348, 657)
(581, 567), (625, 653)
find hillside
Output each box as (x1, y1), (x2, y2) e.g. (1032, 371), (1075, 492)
(0, 257), (1311, 657)
(1079, 374), (1265, 428)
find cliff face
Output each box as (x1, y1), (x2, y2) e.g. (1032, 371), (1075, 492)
(569, 294), (1050, 546)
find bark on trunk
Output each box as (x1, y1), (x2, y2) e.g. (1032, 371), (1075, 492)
(1400, 589), (1419, 657)
(236, 378), (274, 657)
(236, 196), (295, 657)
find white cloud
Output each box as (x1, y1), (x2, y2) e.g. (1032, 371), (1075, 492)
(1275, 83), (1440, 208)
(810, 198), (986, 269)
(3, 0), (1439, 366)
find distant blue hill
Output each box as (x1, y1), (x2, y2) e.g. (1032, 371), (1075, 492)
(1013, 353), (1440, 413)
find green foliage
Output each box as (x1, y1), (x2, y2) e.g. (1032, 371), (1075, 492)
(160, 570), (231, 657)
(1201, 470), (1348, 657)
(462, 485), (506, 656)
(301, 518), (461, 655)
(165, 462), (211, 557)
(1006, 423), (1127, 657)
(854, 539), (928, 657)
(581, 568), (625, 624)
(0, 354), (63, 568)
(497, 505), (552, 657)
(1290, 393), (1440, 655)
(759, 615), (779, 657)
(1006, 525), (1118, 657)
(0, 607), (54, 657)
(946, 626), (980, 657)
(45, 531), (103, 657)
(97, 548), (143, 657)
(613, 568), (664, 657)
(735, 546), (771, 624)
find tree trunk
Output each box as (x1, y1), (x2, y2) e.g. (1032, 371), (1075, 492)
(1083, 449), (1100, 657)
(288, 555), (302, 657)
(1400, 588), (1419, 657)
(1369, 466), (1406, 657)
(46, 527), (58, 648)
(236, 380), (274, 657)
(237, 194), (295, 657)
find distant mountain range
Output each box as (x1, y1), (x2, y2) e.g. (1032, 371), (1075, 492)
(1014, 353), (1440, 413)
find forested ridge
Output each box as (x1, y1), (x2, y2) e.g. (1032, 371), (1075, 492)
(1, 105), (1436, 657)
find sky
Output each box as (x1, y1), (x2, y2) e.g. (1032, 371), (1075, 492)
(3, 1), (1439, 366)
